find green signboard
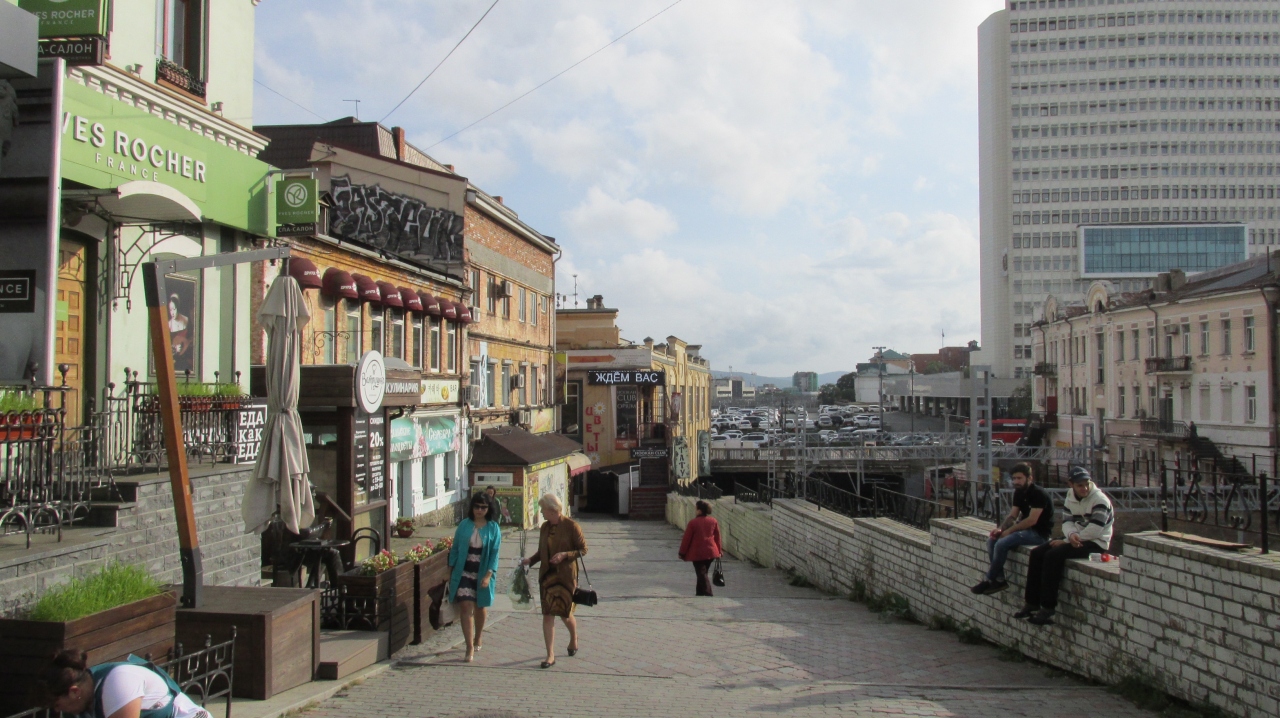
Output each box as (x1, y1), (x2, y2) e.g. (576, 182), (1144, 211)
(59, 81), (271, 234)
(276, 177), (318, 236)
(18, 0), (108, 38)
(389, 415), (459, 462)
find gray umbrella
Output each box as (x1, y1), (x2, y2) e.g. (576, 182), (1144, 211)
(243, 272), (314, 534)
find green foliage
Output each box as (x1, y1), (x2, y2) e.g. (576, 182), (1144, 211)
(863, 590), (913, 621)
(1007, 378), (1034, 419)
(998, 645), (1026, 662)
(818, 372), (860, 404)
(213, 383), (244, 397)
(25, 564), (164, 622)
(176, 382), (213, 398)
(787, 573), (813, 588)
(955, 620), (983, 644)
(922, 361), (949, 375)
(0, 390), (41, 413)
(849, 580), (868, 603)
(1110, 675), (1231, 718)
(928, 614), (957, 632)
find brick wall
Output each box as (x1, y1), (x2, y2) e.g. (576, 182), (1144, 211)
(667, 495), (775, 568)
(767, 498), (1280, 718)
(0, 466), (262, 616)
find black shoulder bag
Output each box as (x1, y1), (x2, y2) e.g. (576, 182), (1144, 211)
(712, 558), (726, 587)
(572, 556), (598, 606)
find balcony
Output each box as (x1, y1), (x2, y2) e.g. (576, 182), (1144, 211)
(157, 58), (207, 100)
(1033, 362), (1057, 377)
(1140, 418), (1189, 440)
(1145, 356), (1192, 374)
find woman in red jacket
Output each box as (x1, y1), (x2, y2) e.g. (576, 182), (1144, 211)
(679, 500), (724, 596)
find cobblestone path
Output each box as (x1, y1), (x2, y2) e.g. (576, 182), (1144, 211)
(301, 516), (1155, 718)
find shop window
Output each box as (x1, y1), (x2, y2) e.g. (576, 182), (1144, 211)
(345, 302), (360, 363)
(443, 452), (456, 493)
(390, 310), (405, 360)
(429, 317), (441, 372)
(446, 322), (458, 373)
(370, 310), (384, 357)
(411, 315), (423, 368)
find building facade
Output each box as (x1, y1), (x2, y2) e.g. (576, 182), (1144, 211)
(793, 371), (820, 393)
(557, 298), (712, 484)
(1034, 257), (1278, 477)
(979, 1), (1280, 380)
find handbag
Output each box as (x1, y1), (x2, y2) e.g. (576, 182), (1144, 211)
(572, 556), (598, 606)
(712, 558), (726, 587)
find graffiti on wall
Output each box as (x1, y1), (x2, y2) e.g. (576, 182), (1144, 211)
(329, 175), (463, 263)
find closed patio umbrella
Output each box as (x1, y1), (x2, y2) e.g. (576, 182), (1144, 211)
(243, 273), (314, 535)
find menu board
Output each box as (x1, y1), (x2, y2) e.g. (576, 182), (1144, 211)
(354, 413), (369, 505)
(367, 412), (386, 501)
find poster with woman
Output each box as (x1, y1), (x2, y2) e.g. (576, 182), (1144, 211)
(164, 274), (199, 375)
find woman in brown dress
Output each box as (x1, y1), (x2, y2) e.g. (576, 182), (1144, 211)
(520, 492), (587, 669)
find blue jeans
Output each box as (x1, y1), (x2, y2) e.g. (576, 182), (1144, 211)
(986, 530), (1049, 582)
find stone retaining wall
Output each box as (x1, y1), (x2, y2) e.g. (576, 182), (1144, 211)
(666, 495), (775, 568)
(766, 498), (1280, 718)
(0, 466), (262, 615)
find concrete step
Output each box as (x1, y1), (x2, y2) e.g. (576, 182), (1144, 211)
(317, 630), (388, 681)
(85, 501), (137, 527)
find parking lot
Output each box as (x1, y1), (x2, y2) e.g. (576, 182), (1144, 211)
(711, 406), (966, 448)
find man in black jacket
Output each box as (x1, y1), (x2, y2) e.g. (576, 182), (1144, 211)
(971, 463), (1053, 595)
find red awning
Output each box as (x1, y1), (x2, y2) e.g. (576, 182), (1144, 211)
(418, 291), (442, 316)
(441, 301), (458, 320)
(321, 268), (359, 299)
(375, 281), (403, 308)
(456, 303), (474, 324)
(351, 274), (381, 304)
(400, 287), (424, 313)
(287, 257), (322, 290)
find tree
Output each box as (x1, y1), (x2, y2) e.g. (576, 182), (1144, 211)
(1006, 378), (1033, 419)
(817, 384), (840, 405)
(923, 360), (949, 374)
(818, 373), (859, 404)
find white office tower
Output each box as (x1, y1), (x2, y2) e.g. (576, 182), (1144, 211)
(979, 1), (1280, 379)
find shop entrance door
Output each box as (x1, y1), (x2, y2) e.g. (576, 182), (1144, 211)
(55, 238), (88, 427)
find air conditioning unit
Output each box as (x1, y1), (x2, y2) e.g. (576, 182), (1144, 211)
(464, 385), (483, 404)
(518, 410), (532, 426)
(512, 374), (526, 388)
(469, 424), (484, 442)
(498, 280), (515, 298)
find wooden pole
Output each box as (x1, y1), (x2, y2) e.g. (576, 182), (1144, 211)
(143, 261), (202, 608)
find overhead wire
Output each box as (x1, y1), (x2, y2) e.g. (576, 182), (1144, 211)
(424, 0), (687, 150)
(254, 79), (328, 122)
(380, 0), (502, 123)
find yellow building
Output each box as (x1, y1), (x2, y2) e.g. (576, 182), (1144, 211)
(556, 296), (713, 485)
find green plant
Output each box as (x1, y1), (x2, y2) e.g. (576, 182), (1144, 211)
(849, 580), (868, 603)
(955, 620), (983, 644)
(928, 614), (957, 632)
(359, 549), (400, 575)
(864, 591), (913, 621)
(24, 564), (164, 622)
(176, 383), (213, 398)
(788, 572), (812, 588)
(997, 645), (1026, 662)
(401, 542), (434, 563)
(0, 390), (41, 413)
(395, 517), (415, 531)
(213, 383), (244, 397)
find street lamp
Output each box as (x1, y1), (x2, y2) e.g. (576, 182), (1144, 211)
(909, 360), (916, 434)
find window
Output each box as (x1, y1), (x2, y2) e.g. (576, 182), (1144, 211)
(502, 290), (511, 320)
(469, 360), (482, 407)
(487, 274), (497, 314)
(1164, 327), (1174, 358)
(156, 0), (205, 76)
(499, 364), (510, 407)
(530, 365), (539, 405)
(531, 293), (538, 327)
(1199, 385), (1211, 421)
(1247, 385), (1258, 423)
(446, 322), (457, 373)
(519, 365), (528, 406)
(1133, 385), (1142, 417)
(519, 289), (527, 323)
(1222, 386), (1234, 423)
(1117, 386), (1126, 417)
(370, 310), (384, 356)
(389, 310), (405, 360)
(486, 362), (497, 408)
(1181, 322), (1191, 356)
(1200, 321), (1210, 355)
(1115, 331), (1124, 362)
(1147, 327), (1156, 358)
(430, 319), (440, 376)
(320, 297), (337, 364)
(411, 315), (423, 368)
(344, 302), (360, 364)
(1096, 332), (1105, 384)
(470, 269), (480, 296)
(1131, 328), (1140, 360)
(1222, 319), (1232, 355)
(564, 381), (582, 438)
(1245, 316), (1256, 352)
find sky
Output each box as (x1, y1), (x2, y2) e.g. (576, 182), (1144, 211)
(253, 0), (1007, 376)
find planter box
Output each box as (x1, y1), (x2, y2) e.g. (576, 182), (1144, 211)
(336, 561), (412, 654)
(0, 592), (177, 714)
(411, 552), (451, 642)
(176, 586), (319, 700)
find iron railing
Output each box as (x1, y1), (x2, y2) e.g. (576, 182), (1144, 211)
(1145, 355), (1193, 373)
(1140, 418), (1189, 440)
(672, 480), (723, 500)
(872, 485), (956, 531)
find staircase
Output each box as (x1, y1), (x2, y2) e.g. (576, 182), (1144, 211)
(629, 487), (668, 520)
(1188, 434), (1250, 477)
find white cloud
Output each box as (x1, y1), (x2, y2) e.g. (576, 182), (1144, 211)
(563, 188), (677, 245)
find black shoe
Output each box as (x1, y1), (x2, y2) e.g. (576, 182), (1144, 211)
(983, 580), (1010, 595)
(567, 647), (578, 657)
(540, 660), (556, 669)
(1013, 604), (1039, 619)
(970, 580), (993, 594)
(1027, 608), (1056, 625)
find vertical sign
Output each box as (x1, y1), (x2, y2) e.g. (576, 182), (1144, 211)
(368, 412), (385, 500)
(615, 385), (638, 450)
(353, 412), (369, 504)
(276, 176), (318, 237)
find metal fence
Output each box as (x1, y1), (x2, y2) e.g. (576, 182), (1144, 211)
(672, 480), (724, 501)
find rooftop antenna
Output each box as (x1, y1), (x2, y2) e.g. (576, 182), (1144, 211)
(572, 274), (579, 308)
(343, 99), (362, 121)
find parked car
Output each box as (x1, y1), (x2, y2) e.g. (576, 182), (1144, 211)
(723, 430), (743, 439)
(741, 433), (769, 445)
(817, 415), (833, 427)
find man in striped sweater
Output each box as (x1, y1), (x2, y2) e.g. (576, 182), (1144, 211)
(1015, 466), (1114, 626)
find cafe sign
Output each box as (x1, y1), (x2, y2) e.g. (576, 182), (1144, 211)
(19, 0), (107, 38)
(420, 379), (459, 404)
(588, 370), (664, 386)
(356, 351), (386, 414)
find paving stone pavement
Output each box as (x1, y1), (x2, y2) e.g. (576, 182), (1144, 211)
(301, 516), (1157, 718)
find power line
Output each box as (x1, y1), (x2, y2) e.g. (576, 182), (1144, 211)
(425, 0), (687, 150)
(254, 79), (328, 122)
(380, 0), (501, 123)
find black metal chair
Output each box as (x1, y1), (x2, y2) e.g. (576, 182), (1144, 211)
(351, 526), (381, 559)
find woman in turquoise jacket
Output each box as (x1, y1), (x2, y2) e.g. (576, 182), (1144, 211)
(448, 492), (502, 662)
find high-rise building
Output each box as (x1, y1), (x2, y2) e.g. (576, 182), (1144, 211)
(793, 371), (820, 392)
(979, 1), (1280, 379)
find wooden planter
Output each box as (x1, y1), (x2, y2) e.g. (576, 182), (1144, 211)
(336, 561), (413, 654)
(412, 552), (451, 642)
(0, 592), (177, 715)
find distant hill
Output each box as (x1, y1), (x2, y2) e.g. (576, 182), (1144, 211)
(708, 370), (850, 388)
